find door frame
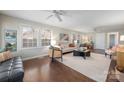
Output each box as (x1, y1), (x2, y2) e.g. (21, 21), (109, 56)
(107, 32), (119, 48)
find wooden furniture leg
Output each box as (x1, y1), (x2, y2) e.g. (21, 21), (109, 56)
(51, 48), (54, 62)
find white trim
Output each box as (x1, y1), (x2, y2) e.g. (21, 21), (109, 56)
(22, 53), (48, 61)
(20, 25), (38, 49)
(107, 32), (119, 48)
(21, 45), (49, 50)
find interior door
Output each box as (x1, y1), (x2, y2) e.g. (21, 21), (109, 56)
(107, 32), (119, 48)
(109, 34), (115, 48)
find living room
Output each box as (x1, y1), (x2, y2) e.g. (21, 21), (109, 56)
(0, 10), (124, 82)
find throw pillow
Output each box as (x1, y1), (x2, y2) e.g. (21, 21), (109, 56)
(0, 53), (5, 63)
(3, 51), (13, 60)
(69, 43), (75, 47)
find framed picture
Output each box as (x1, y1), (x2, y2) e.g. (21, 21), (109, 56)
(5, 29), (17, 52)
(60, 33), (69, 41)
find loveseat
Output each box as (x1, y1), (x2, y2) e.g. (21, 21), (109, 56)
(0, 56), (24, 82)
(58, 43), (77, 53)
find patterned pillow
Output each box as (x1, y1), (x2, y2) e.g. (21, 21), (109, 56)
(2, 51), (13, 60)
(0, 53), (5, 63)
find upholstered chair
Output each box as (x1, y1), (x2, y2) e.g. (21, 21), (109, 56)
(116, 48), (124, 72)
(48, 46), (63, 62)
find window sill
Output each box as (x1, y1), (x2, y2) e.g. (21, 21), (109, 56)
(21, 46), (50, 50)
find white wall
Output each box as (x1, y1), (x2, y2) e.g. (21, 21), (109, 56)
(95, 24), (124, 46)
(0, 28), (1, 48)
(95, 33), (105, 49)
(0, 14), (84, 60)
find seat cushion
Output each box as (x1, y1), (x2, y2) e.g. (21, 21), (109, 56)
(9, 68), (24, 82)
(0, 71), (9, 82)
(63, 47), (76, 53)
(0, 65), (12, 73)
(0, 56), (24, 82)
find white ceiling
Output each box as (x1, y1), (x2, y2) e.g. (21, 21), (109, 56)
(0, 10), (124, 32)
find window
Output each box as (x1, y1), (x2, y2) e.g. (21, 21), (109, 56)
(22, 26), (37, 48)
(40, 29), (51, 46)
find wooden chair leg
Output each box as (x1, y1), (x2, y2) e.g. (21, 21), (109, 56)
(110, 55), (112, 59)
(51, 48), (54, 62)
(61, 50), (63, 62)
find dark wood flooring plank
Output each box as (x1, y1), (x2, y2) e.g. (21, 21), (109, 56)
(23, 56), (95, 82)
(23, 49), (119, 82)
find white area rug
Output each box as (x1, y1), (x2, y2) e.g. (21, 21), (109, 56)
(57, 53), (111, 81)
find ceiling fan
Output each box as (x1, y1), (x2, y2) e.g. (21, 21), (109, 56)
(46, 10), (66, 22)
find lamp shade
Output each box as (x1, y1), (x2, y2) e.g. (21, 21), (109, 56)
(120, 35), (124, 41)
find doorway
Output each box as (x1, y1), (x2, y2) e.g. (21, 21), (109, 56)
(107, 32), (119, 48)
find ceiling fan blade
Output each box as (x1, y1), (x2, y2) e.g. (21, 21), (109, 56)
(59, 10), (66, 15)
(46, 15), (53, 20)
(55, 13), (62, 22)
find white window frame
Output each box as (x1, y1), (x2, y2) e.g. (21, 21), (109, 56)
(21, 25), (38, 49)
(39, 28), (51, 47)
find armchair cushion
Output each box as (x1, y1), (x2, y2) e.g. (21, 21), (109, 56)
(0, 53), (4, 63)
(0, 51), (13, 63)
(48, 49), (62, 58)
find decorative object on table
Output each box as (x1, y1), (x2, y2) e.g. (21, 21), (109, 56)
(5, 29), (17, 52)
(79, 47), (87, 51)
(79, 42), (93, 50)
(48, 46), (63, 62)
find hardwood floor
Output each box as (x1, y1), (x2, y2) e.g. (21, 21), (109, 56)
(92, 49), (119, 82)
(106, 59), (119, 82)
(23, 49), (119, 82)
(92, 49), (105, 54)
(23, 56), (95, 82)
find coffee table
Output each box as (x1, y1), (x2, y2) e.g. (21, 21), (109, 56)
(73, 49), (90, 59)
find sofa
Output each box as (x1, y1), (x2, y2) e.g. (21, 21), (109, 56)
(0, 56), (24, 82)
(58, 43), (77, 53)
(63, 47), (77, 53)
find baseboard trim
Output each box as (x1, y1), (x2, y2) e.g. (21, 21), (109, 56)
(22, 54), (48, 61)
